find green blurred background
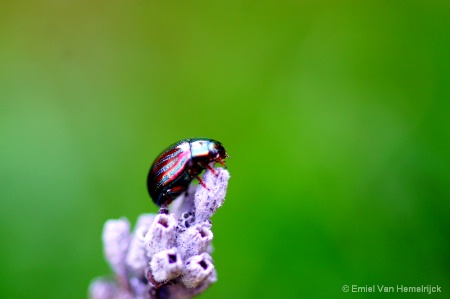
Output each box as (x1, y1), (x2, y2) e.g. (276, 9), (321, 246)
(1, 1), (449, 298)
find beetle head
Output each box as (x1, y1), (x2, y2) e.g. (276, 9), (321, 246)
(208, 140), (228, 162)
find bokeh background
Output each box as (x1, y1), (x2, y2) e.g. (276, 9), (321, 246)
(1, 1), (449, 298)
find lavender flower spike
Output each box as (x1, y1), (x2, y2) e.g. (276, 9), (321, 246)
(89, 168), (230, 299)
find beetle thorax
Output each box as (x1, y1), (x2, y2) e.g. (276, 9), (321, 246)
(190, 140), (212, 160)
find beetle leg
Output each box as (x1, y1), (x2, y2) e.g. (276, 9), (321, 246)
(199, 162), (219, 176)
(158, 189), (175, 213)
(205, 164), (217, 175)
(218, 159), (227, 169)
(158, 199), (170, 214)
(192, 174), (210, 190)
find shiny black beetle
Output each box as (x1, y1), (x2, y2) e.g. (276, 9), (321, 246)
(147, 138), (228, 207)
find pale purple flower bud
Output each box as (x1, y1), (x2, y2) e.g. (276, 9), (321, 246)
(125, 214), (155, 277)
(176, 223), (213, 261)
(129, 277), (150, 299)
(150, 248), (183, 282)
(194, 168), (230, 222)
(181, 253), (215, 288)
(102, 218), (131, 279)
(89, 278), (117, 299)
(144, 213), (177, 258)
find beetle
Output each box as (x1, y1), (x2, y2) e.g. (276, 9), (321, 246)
(147, 138), (229, 207)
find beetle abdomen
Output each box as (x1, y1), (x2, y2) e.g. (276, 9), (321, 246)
(148, 143), (192, 204)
